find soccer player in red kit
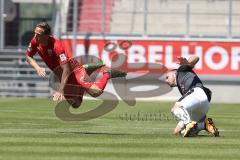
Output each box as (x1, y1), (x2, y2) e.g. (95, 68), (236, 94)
(26, 22), (126, 108)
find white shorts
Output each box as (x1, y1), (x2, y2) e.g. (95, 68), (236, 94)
(176, 87), (210, 122)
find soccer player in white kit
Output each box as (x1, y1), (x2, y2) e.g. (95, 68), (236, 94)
(165, 56), (219, 137)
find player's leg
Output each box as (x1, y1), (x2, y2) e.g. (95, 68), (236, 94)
(64, 76), (85, 108)
(70, 66), (101, 97)
(171, 102), (198, 137)
(174, 121), (199, 136)
(184, 87), (210, 136)
(82, 62), (127, 79)
(193, 116), (219, 137)
(172, 87), (209, 137)
(83, 71), (110, 97)
(87, 69), (127, 97)
(171, 102), (191, 125)
(185, 88), (210, 122)
(62, 84), (83, 108)
(75, 66), (127, 97)
(195, 116), (206, 133)
(174, 121), (185, 135)
(83, 62), (105, 75)
(102, 69), (127, 78)
(181, 88), (214, 136)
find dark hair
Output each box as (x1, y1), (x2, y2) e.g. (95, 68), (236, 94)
(36, 22), (51, 35)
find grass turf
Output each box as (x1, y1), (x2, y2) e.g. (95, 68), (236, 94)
(0, 98), (239, 160)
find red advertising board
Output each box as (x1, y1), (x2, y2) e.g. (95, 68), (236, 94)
(61, 38), (240, 76)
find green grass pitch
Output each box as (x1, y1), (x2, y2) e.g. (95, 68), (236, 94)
(0, 98), (239, 160)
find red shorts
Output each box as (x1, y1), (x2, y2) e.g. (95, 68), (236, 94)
(64, 66), (93, 99)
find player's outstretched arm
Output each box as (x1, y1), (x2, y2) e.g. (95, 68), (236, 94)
(26, 55), (46, 77)
(52, 62), (71, 101)
(58, 62), (71, 93)
(187, 55), (199, 68)
(177, 55), (199, 68)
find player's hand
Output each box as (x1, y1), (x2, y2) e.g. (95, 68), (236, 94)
(37, 67), (46, 77)
(52, 91), (65, 101)
(176, 56), (189, 65)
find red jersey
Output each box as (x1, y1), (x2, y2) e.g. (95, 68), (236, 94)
(26, 36), (91, 98)
(26, 36), (73, 71)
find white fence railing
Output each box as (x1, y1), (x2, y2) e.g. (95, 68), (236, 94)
(0, 49), (51, 97)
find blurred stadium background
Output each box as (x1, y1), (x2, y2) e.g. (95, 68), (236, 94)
(0, 0), (240, 102)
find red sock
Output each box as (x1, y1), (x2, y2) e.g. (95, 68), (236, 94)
(93, 73), (110, 91)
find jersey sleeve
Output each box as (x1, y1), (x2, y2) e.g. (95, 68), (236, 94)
(26, 38), (38, 57)
(177, 65), (193, 72)
(54, 41), (69, 65)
